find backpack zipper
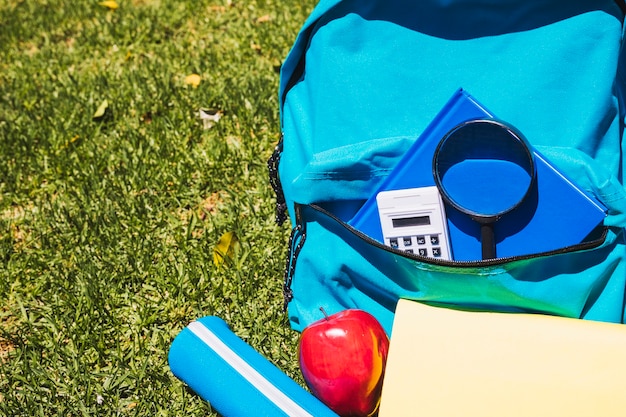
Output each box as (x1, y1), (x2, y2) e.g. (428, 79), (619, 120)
(268, 135), (288, 226)
(282, 202), (608, 305)
(283, 212), (306, 311)
(302, 203), (609, 268)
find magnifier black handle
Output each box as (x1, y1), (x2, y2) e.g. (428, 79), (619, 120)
(481, 222), (497, 260)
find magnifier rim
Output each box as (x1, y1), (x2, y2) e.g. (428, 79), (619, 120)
(432, 118), (536, 222)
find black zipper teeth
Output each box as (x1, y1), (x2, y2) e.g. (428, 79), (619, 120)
(268, 136), (287, 225)
(306, 203), (609, 268)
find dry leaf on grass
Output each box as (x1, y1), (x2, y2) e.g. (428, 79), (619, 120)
(184, 73), (202, 88)
(99, 1), (119, 10)
(93, 99), (109, 120)
(213, 231), (239, 267)
(256, 14), (271, 23)
(198, 108), (222, 129)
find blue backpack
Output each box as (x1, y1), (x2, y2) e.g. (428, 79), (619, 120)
(269, 0), (626, 334)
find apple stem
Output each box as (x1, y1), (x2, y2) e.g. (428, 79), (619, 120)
(319, 306), (329, 321)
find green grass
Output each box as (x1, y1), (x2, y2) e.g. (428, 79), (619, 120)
(0, 0), (314, 414)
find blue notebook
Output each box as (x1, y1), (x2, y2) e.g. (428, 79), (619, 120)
(168, 316), (339, 417)
(350, 89), (607, 261)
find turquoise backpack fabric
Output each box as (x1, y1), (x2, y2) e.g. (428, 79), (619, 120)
(271, 0), (626, 334)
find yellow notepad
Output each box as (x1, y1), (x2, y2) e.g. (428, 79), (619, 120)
(379, 299), (626, 417)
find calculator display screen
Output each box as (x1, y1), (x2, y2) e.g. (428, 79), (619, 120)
(392, 215), (431, 228)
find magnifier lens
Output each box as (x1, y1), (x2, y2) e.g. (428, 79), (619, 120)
(435, 121), (534, 218)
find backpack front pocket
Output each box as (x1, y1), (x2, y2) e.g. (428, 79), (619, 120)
(284, 203), (625, 334)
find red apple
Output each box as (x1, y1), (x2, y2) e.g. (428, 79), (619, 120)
(298, 308), (390, 417)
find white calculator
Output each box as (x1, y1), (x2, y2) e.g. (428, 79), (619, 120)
(376, 186), (452, 260)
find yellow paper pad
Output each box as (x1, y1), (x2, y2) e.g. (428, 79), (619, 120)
(379, 299), (626, 417)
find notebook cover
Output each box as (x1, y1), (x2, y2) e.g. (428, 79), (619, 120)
(168, 316), (338, 417)
(350, 89), (607, 260)
(379, 299), (626, 417)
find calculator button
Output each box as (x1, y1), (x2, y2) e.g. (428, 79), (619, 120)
(416, 236), (426, 245)
(405, 249), (414, 254)
(432, 247), (442, 257)
(430, 235), (439, 245)
(403, 237), (412, 247)
(418, 248), (428, 257)
(389, 238), (399, 248)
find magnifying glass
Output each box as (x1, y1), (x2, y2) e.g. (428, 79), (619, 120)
(432, 119), (536, 260)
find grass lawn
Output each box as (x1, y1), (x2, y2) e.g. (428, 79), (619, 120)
(0, 0), (315, 415)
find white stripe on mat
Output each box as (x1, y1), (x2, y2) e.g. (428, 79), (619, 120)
(187, 321), (315, 417)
